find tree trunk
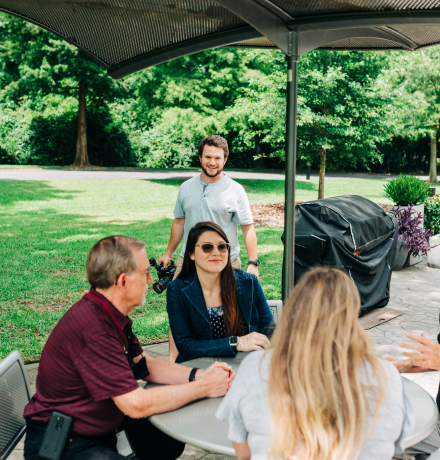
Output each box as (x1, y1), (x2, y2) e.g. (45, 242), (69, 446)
(72, 81), (91, 167)
(429, 130), (438, 184)
(254, 135), (264, 168)
(318, 148), (326, 199)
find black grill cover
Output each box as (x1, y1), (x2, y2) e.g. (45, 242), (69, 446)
(288, 195), (398, 316)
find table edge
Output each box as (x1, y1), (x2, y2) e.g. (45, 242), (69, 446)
(149, 413), (236, 456)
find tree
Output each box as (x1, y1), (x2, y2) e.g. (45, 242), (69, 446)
(120, 48), (268, 168)
(229, 50), (392, 198)
(379, 49), (440, 183)
(0, 13), (127, 166)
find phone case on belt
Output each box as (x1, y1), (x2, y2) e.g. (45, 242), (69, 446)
(38, 411), (73, 460)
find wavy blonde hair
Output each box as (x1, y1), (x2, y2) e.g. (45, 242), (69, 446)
(269, 267), (387, 460)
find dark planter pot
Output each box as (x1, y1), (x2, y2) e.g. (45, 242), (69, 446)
(393, 236), (409, 271)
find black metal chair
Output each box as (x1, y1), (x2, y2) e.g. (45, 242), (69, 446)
(0, 350), (31, 460)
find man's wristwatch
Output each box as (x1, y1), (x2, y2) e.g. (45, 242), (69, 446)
(229, 336), (239, 353)
(189, 367), (199, 382)
(248, 259), (261, 267)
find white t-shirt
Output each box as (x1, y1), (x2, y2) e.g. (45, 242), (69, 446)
(216, 350), (414, 460)
(174, 174), (253, 261)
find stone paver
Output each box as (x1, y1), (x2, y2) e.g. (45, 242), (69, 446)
(9, 258), (440, 459)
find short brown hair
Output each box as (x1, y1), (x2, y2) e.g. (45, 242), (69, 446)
(86, 236), (146, 288)
(198, 135), (229, 159)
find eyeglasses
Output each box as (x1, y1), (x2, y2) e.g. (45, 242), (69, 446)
(114, 269), (151, 285)
(195, 243), (230, 253)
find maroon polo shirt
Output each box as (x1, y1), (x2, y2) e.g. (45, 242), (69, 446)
(24, 288), (143, 436)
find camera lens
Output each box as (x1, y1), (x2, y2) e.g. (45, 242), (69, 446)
(153, 282), (165, 294)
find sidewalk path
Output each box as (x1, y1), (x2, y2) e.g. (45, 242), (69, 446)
(0, 168), (427, 181)
(0, 169), (285, 181)
(9, 258), (440, 460)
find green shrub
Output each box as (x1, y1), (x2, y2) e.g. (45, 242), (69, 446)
(425, 197), (440, 235)
(0, 96), (137, 167)
(383, 174), (430, 206)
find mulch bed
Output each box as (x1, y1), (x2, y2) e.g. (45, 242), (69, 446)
(251, 202), (390, 227)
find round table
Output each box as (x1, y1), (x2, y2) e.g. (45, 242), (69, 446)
(148, 354), (438, 456)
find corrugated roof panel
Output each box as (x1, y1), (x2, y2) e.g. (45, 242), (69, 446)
(232, 37), (276, 47)
(271, 0), (440, 16)
(390, 24), (440, 45)
(321, 36), (406, 48)
(0, 0), (246, 66)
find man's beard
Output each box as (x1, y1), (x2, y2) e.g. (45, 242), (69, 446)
(201, 164), (224, 177)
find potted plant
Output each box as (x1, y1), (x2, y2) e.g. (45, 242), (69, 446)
(384, 174), (430, 220)
(390, 205), (433, 270)
(384, 175), (431, 266)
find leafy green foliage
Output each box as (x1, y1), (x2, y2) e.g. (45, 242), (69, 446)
(378, 49), (440, 139)
(0, 94), (136, 166)
(0, 12), (130, 166)
(384, 174), (430, 205)
(424, 197), (440, 234)
(228, 50), (392, 172)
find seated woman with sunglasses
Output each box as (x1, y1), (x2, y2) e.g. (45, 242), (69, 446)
(166, 221), (275, 363)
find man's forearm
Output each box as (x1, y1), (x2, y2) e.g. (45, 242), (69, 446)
(114, 381), (208, 419)
(165, 218), (185, 257)
(241, 224), (258, 260)
(144, 355), (202, 384)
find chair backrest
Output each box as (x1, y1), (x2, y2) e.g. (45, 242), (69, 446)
(267, 300), (283, 323)
(0, 351), (31, 460)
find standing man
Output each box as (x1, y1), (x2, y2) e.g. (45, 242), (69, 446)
(158, 135), (260, 361)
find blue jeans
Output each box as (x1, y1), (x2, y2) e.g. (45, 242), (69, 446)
(24, 418), (185, 460)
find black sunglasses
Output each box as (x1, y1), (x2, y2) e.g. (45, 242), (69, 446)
(195, 243), (230, 253)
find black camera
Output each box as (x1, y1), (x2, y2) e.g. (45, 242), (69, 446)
(149, 257), (176, 294)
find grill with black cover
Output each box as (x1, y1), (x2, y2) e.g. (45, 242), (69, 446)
(284, 195), (398, 316)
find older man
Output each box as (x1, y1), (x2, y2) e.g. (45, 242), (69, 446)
(23, 236), (233, 460)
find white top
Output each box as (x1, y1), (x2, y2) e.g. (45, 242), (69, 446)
(216, 350), (415, 460)
(173, 174), (253, 261)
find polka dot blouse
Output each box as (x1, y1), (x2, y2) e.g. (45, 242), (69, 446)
(208, 306), (226, 339)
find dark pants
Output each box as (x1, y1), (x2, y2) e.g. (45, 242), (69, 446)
(24, 418), (185, 460)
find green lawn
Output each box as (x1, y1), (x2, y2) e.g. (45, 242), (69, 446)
(0, 177), (398, 362)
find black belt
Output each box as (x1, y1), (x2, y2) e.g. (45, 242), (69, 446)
(26, 420), (114, 441)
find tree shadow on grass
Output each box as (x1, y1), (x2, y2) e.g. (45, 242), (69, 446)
(144, 178), (187, 187)
(145, 178), (318, 195)
(0, 181), (80, 206)
(0, 212), (177, 361)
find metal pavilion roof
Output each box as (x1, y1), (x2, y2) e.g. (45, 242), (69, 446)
(1, 1), (440, 79)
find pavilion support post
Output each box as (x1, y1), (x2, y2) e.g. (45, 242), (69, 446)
(282, 53), (299, 302)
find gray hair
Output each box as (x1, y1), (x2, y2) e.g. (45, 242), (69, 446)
(86, 236), (146, 288)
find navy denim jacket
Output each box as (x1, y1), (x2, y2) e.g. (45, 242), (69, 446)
(166, 269), (276, 363)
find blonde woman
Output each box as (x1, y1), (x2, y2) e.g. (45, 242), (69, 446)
(216, 267), (414, 460)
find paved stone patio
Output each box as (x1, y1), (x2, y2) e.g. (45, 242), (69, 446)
(9, 258), (440, 459)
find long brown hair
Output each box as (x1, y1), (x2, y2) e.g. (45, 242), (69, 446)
(268, 267), (387, 460)
(178, 221), (246, 336)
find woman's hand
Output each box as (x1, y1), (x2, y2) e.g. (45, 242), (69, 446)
(237, 332), (270, 352)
